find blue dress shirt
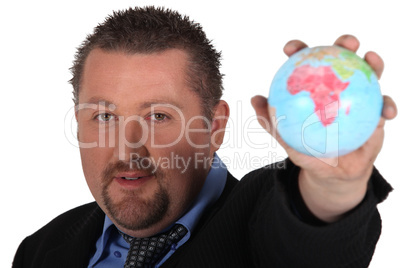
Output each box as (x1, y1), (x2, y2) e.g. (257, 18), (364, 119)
(88, 154), (228, 267)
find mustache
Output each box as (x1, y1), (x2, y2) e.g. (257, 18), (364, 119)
(101, 158), (157, 183)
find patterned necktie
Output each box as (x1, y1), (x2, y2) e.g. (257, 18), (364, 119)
(120, 224), (188, 268)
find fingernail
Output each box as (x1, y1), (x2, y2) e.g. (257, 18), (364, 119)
(383, 105), (396, 117)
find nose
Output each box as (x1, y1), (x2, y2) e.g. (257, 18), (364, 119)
(114, 114), (149, 161)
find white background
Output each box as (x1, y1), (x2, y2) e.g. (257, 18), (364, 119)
(2, 0), (401, 267)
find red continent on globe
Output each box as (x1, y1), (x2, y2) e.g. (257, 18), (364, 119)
(287, 65), (350, 126)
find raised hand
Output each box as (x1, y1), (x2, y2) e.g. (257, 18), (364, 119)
(251, 35), (397, 222)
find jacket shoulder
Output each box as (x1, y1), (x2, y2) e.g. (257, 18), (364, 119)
(13, 202), (104, 268)
(31, 202), (100, 238)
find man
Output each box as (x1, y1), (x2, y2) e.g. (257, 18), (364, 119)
(13, 6), (397, 268)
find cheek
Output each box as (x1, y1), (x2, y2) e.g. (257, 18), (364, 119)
(78, 120), (115, 179)
(157, 142), (209, 188)
(78, 119), (116, 147)
(161, 152), (208, 213)
(79, 147), (112, 195)
(185, 121), (212, 149)
(150, 126), (183, 147)
(150, 117), (212, 149)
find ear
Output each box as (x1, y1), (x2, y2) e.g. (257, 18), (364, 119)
(75, 106), (80, 141)
(210, 100), (230, 153)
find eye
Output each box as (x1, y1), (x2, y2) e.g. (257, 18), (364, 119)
(148, 113), (168, 123)
(95, 113), (116, 122)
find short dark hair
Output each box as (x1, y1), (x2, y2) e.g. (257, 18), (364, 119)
(70, 6), (223, 120)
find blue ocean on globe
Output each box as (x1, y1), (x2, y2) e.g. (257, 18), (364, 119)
(268, 46), (383, 158)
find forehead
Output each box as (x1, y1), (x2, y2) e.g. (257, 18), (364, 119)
(79, 48), (194, 104)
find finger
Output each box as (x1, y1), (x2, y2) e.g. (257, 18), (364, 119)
(357, 116), (385, 163)
(382, 95), (398, 119)
(283, 40), (308, 57)
(251, 95), (270, 130)
(364, 51), (384, 79)
(333, 34), (360, 52)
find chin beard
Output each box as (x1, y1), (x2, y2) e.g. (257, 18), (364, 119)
(100, 159), (170, 232)
(102, 183), (170, 231)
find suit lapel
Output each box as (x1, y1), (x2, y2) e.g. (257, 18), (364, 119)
(161, 173), (238, 267)
(42, 203), (105, 268)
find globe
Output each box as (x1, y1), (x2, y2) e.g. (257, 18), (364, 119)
(268, 46), (383, 158)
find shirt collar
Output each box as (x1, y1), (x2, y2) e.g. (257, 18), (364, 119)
(176, 153), (227, 235)
(88, 216), (118, 265)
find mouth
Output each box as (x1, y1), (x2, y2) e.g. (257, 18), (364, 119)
(114, 173), (154, 189)
(123, 177), (142, 181)
(116, 171), (153, 179)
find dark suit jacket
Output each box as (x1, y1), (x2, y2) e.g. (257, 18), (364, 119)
(13, 160), (392, 267)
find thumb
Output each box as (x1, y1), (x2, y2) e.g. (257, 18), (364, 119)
(251, 95), (270, 131)
(251, 95), (289, 149)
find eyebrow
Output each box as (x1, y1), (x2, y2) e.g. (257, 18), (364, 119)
(84, 96), (184, 110)
(139, 100), (184, 110)
(85, 97), (114, 107)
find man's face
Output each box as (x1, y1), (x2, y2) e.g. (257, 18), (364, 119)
(76, 48), (222, 237)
